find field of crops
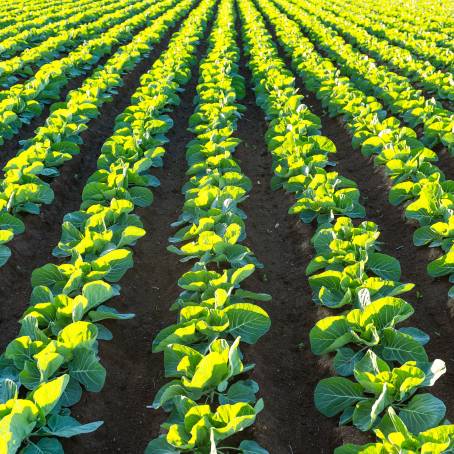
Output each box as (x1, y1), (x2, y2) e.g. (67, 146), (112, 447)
(0, 0), (453, 452)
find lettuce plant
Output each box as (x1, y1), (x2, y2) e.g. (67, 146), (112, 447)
(310, 295), (429, 373)
(336, 408), (454, 454)
(147, 397), (264, 453)
(315, 351), (446, 433)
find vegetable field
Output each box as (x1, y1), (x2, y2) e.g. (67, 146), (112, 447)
(0, 0), (453, 452)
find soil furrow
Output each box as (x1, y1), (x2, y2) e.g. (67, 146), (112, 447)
(435, 146), (454, 180)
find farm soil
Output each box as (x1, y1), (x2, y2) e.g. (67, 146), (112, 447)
(436, 147), (454, 181)
(233, 47), (347, 452)
(0, 8), (452, 454)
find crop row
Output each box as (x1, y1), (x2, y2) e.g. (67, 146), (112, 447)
(261, 0), (453, 299)
(240, 0), (454, 451)
(293, 0), (454, 103)
(0, 0), (163, 148)
(0, 0), (134, 87)
(0, 0), (189, 269)
(289, 0), (454, 152)
(0, 0), (119, 64)
(146, 0), (271, 451)
(308, 0), (453, 70)
(349, 0), (454, 36)
(0, 0), (78, 16)
(0, 0), (94, 39)
(0, 0), (225, 451)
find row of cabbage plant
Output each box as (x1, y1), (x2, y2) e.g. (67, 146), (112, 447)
(239, 0), (454, 451)
(259, 0), (454, 299)
(288, 0), (454, 153)
(146, 0), (271, 451)
(0, 0), (133, 86)
(0, 0), (80, 17)
(346, 0), (454, 39)
(0, 0), (161, 147)
(0, 0), (190, 268)
(291, 0), (454, 103)
(0, 0), (222, 451)
(317, 0), (453, 69)
(0, 0), (119, 64)
(0, 0), (98, 43)
(349, 0), (454, 36)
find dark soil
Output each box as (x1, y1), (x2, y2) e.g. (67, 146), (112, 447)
(0, 11), (190, 351)
(436, 146), (454, 181)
